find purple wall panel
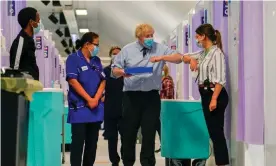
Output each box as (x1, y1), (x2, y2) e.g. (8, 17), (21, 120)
(183, 26), (189, 100)
(242, 1), (264, 145)
(44, 40), (51, 88)
(1, 0), (26, 51)
(56, 54), (60, 82)
(191, 9), (205, 100)
(213, 1), (230, 139)
(237, 1), (245, 142)
(170, 39), (177, 87)
(35, 33), (45, 86)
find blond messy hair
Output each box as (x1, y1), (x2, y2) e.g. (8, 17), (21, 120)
(135, 23), (154, 38)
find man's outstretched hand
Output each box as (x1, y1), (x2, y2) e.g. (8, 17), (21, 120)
(150, 56), (163, 63)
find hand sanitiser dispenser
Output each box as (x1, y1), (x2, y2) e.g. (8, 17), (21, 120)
(0, 29), (10, 67)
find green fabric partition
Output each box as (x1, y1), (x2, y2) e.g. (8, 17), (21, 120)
(161, 100), (209, 159)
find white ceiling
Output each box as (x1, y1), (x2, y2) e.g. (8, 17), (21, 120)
(27, 0), (197, 65)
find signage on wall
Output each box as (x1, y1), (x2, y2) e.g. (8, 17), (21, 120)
(201, 16), (204, 24)
(44, 46), (48, 58)
(35, 36), (42, 50)
(204, 9), (208, 23)
(7, 1), (15, 16)
(185, 31), (189, 46)
(188, 25), (190, 38)
(62, 69), (65, 77)
(54, 57), (57, 68)
(201, 9), (208, 24)
(223, 0), (229, 17)
(59, 65), (61, 74)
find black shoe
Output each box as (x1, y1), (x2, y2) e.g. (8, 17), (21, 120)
(155, 147), (161, 153)
(112, 163), (119, 166)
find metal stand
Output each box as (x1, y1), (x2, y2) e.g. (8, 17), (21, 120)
(61, 114), (66, 164)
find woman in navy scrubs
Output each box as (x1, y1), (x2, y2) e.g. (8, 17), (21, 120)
(66, 32), (106, 166)
(103, 46), (123, 166)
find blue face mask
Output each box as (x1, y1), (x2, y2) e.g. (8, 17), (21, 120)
(195, 39), (203, 48)
(33, 23), (41, 35)
(90, 46), (99, 57)
(144, 38), (154, 48)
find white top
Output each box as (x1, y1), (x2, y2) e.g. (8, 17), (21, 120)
(189, 45), (226, 86)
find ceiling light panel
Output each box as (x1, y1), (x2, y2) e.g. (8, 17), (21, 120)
(76, 9), (88, 16)
(79, 29), (89, 33)
(62, 9), (79, 37)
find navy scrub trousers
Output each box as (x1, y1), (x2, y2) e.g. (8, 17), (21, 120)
(71, 122), (101, 166)
(199, 87), (229, 165)
(121, 90), (161, 166)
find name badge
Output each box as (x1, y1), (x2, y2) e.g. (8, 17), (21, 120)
(81, 66), (88, 71)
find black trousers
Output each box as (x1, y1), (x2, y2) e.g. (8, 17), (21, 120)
(199, 87), (229, 165)
(70, 122), (101, 166)
(165, 158), (191, 166)
(104, 117), (123, 165)
(121, 90), (161, 166)
(156, 118), (161, 141)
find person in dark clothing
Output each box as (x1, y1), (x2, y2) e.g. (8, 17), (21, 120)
(9, 7), (41, 80)
(103, 46), (124, 166)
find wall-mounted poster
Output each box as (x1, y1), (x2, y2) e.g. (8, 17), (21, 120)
(44, 46), (48, 58)
(35, 36), (42, 50)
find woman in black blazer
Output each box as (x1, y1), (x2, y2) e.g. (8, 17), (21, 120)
(103, 46), (124, 166)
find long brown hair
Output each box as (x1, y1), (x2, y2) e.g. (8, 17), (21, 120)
(195, 24), (223, 52)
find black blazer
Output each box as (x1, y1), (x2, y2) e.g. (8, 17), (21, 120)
(103, 65), (124, 118)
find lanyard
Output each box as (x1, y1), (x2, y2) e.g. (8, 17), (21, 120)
(194, 48), (212, 83)
(77, 52), (105, 79)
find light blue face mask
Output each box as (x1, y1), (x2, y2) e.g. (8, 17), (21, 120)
(33, 23), (41, 35)
(91, 46), (99, 57)
(195, 39), (203, 48)
(144, 38), (154, 48)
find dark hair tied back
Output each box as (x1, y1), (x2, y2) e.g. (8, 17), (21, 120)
(195, 24), (223, 52)
(75, 32), (99, 49)
(75, 39), (81, 50)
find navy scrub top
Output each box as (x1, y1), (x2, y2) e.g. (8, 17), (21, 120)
(66, 50), (105, 123)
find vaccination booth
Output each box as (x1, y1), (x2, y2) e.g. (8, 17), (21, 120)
(163, 0), (276, 166)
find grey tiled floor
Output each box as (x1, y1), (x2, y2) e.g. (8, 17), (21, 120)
(62, 131), (165, 166)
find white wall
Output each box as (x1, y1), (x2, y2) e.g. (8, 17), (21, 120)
(263, 1), (276, 166)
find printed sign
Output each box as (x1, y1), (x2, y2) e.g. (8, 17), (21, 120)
(201, 16), (204, 24)
(188, 25), (190, 38)
(59, 65), (61, 74)
(223, 0), (229, 17)
(54, 57), (57, 68)
(44, 46), (48, 58)
(62, 69), (65, 77)
(185, 31), (189, 46)
(7, 1), (15, 16)
(35, 36), (42, 50)
(204, 9), (208, 23)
